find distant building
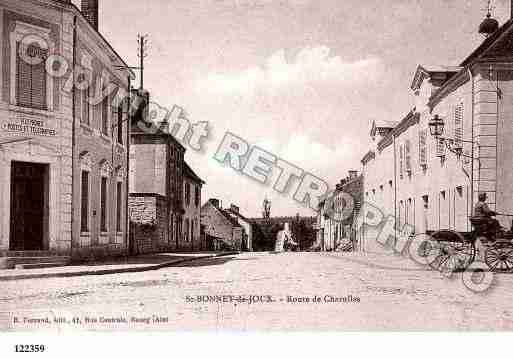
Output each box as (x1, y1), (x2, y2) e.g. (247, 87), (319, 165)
(201, 199), (244, 251)
(315, 171), (363, 251)
(181, 162), (204, 251)
(225, 204), (253, 251)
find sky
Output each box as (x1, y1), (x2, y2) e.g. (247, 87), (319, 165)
(73, 0), (513, 217)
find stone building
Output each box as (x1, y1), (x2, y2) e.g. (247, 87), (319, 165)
(128, 91), (186, 254)
(225, 204), (253, 252)
(0, 0), (132, 263)
(315, 171), (362, 251)
(201, 199), (243, 251)
(181, 162), (204, 251)
(359, 10), (513, 253)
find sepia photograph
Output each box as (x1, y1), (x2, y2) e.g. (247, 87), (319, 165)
(0, 0), (513, 354)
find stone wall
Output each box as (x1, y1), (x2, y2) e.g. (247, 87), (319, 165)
(129, 195), (172, 254)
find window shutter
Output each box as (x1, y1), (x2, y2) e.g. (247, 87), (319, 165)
(16, 42), (47, 110)
(419, 130), (427, 168)
(405, 140), (412, 173)
(436, 137), (446, 157)
(454, 103), (464, 150)
(82, 87), (90, 125)
(16, 42), (32, 107)
(102, 96), (109, 135)
(31, 51), (47, 110)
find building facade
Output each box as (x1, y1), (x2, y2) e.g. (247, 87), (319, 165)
(181, 162), (204, 251)
(128, 91), (186, 254)
(225, 204), (253, 252)
(0, 0), (131, 260)
(316, 171), (362, 251)
(201, 199), (243, 251)
(360, 17), (513, 252)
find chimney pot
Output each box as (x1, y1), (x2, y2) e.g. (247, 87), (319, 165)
(230, 204), (239, 213)
(81, 0), (99, 31)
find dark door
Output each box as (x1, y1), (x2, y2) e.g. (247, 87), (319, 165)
(10, 162), (47, 251)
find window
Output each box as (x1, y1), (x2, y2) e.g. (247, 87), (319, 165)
(82, 85), (90, 125)
(191, 220), (195, 242)
(80, 171), (89, 232)
(405, 140), (412, 174)
(419, 129), (428, 168)
(436, 137), (445, 158)
(454, 103), (464, 150)
(116, 181), (122, 232)
(100, 177), (108, 232)
(195, 186), (200, 207)
(456, 186), (463, 197)
(101, 95), (109, 136)
(185, 182), (191, 206)
(117, 105), (123, 144)
(16, 42), (47, 110)
(184, 219), (190, 241)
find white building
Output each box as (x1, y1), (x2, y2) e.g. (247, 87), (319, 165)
(360, 15), (513, 252)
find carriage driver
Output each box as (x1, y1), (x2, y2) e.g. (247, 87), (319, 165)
(474, 192), (502, 235)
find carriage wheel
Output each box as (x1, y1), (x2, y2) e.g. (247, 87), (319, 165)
(432, 231), (476, 272)
(337, 238), (353, 252)
(485, 242), (513, 273)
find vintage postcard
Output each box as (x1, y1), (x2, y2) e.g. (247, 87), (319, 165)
(1, 0), (513, 346)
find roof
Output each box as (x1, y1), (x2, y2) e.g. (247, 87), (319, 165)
(183, 162), (205, 184)
(202, 201), (241, 228)
(460, 19), (513, 67)
(226, 209), (251, 223)
(410, 65), (461, 91)
(220, 210), (242, 227)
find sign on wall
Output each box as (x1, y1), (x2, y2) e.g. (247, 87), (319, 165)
(2, 118), (56, 137)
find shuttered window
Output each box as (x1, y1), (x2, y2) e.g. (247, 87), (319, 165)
(16, 42), (48, 110)
(78, 83), (90, 126)
(419, 130), (428, 168)
(405, 140), (412, 173)
(101, 96), (109, 135)
(436, 137), (446, 157)
(454, 103), (464, 149)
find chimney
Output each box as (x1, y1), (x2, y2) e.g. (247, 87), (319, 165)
(348, 170), (358, 179)
(81, 0), (99, 31)
(209, 198), (220, 208)
(230, 204), (239, 214)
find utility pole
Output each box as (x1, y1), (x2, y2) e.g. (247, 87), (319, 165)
(137, 34), (149, 90)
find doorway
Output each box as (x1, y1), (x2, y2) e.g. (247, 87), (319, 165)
(10, 161), (48, 251)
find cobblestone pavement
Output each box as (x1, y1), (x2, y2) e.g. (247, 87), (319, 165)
(1, 252), (513, 331)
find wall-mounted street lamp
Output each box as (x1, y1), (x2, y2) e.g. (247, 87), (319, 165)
(428, 114), (475, 160)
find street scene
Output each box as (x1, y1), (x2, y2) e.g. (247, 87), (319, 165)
(3, 0), (513, 338)
(3, 252), (513, 331)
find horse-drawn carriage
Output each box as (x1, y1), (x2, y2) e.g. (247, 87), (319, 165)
(427, 216), (513, 273)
